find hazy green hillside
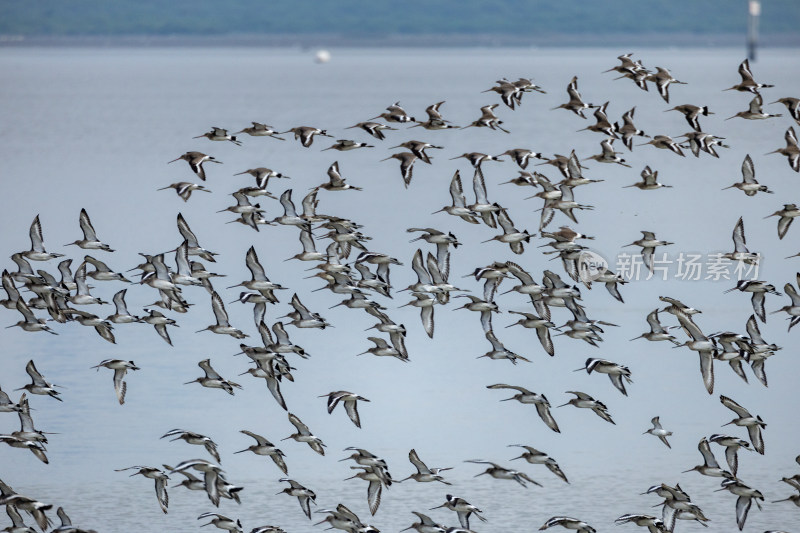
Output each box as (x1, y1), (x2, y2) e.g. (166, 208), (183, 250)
(1, 0), (798, 38)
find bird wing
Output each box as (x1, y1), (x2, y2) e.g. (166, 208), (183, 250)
(732, 217), (749, 253)
(210, 291), (231, 327)
(176, 213), (200, 248)
(720, 395), (751, 418)
(112, 367), (127, 405)
(288, 413), (311, 435)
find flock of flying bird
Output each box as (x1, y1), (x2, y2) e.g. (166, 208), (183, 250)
(2, 51), (800, 533)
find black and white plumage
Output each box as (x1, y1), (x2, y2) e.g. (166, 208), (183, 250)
(91, 359), (139, 405)
(429, 494), (487, 529)
(398, 448), (452, 484)
(508, 444), (568, 483)
(283, 413), (326, 455)
(277, 478), (316, 519)
(235, 430), (288, 474)
(319, 390), (370, 428)
(720, 395), (766, 455)
(574, 357), (632, 396)
(487, 384), (559, 432)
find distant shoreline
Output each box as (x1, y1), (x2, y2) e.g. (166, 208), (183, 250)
(1, 32), (799, 48)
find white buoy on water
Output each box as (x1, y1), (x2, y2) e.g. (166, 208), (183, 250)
(315, 50), (331, 63)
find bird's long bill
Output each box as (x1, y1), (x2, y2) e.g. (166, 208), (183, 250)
(166, 157), (183, 164)
(556, 402), (570, 408)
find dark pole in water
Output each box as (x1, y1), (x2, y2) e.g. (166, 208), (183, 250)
(747, 0), (760, 61)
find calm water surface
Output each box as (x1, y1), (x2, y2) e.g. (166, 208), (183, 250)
(1, 46), (799, 532)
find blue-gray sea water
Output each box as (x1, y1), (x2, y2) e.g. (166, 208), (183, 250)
(1, 46), (799, 532)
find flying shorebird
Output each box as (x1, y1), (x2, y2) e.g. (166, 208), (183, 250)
(345, 121), (396, 140)
(196, 291), (247, 339)
(647, 66), (687, 103)
(643, 416), (673, 449)
(390, 140), (443, 164)
(466, 459), (541, 487)
(234, 121), (285, 139)
(142, 309), (177, 346)
(487, 384), (560, 432)
(558, 391), (614, 424)
(771, 273), (800, 331)
(22, 215), (63, 262)
(766, 126), (799, 172)
(283, 412), (325, 455)
(765, 203), (800, 240)
(625, 231), (673, 273)
(280, 126), (332, 147)
(481, 210), (531, 254)
(158, 181), (211, 202)
(614, 514), (666, 533)
(630, 309), (680, 345)
(727, 93), (782, 120)
(430, 494), (487, 529)
(65, 208), (114, 252)
(16, 360), (62, 401)
(114, 466), (169, 513)
(398, 448), (452, 484)
(277, 478), (317, 519)
(552, 76), (595, 118)
(718, 478), (765, 531)
(380, 152), (419, 188)
(508, 444), (568, 483)
(709, 433), (751, 477)
(322, 139), (373, 152)
(91, 359), (139, 405)
(683, 436), (733, 479)
(725, 279), (780, 323)
(574, 358), (632, 396)
(228, 246), (285, 296)
(431, 170), (479, 224)
(720, 394), (766, 454)
(638, 134), (685, 156)
(197, 512), (243, 533)
(496, 148), (546, 169)
(723, 154), (772, 196)
(168, 151), (221, 181)
(167, 458), (225, 507)
(160, 428), (221, 463)
(193, 126), (241, 145)
(680, 131), (730, 158)
(539, 516), (596, 533)
(617, 106), (649, 150)
(370, 101), (415, 123)
(721, 217), (760, 265)
(771, 96), (800, 124)
(462, 104), (509, 133)
(319, 390), (370, 428)
(724, 58), (774, 94)
(235, 430), (287, 474)
(316, 161), (362, 191)
(665, 103), (713, 131)
(479, 328), (530, 365)
(177, 212), (218, 262)
(284, 293), (330, 329)
(505, 310), (556, 356)
(184, 358), (242, 395)
(624, 166), (671, 190)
